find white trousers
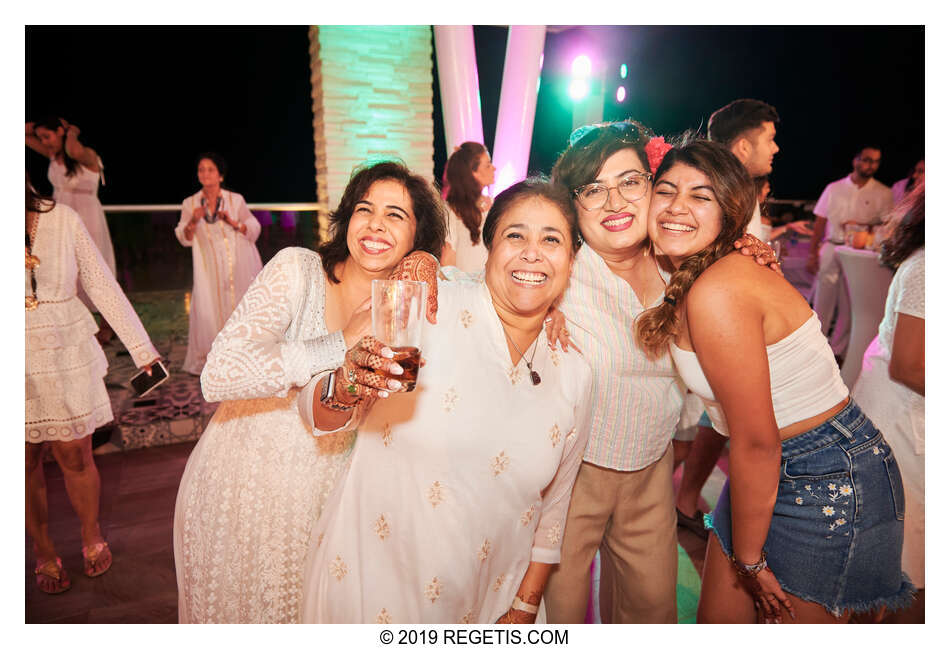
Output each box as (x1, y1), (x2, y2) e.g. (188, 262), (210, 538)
(811, 240), (850, 355)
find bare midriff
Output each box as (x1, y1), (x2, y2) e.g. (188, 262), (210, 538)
(778, 397), (850, 442)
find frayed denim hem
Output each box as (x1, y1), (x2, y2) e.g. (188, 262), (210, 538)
(702, 513), (918, 618)
(773, 574), (917, 618)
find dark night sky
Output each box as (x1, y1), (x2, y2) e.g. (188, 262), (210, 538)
(26, 25), (924, 205)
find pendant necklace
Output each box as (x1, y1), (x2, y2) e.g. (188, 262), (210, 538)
(25, 214), (40, 311)
(502, 328), (542, 386)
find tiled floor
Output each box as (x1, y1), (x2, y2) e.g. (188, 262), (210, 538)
(25, 440), (724, 624)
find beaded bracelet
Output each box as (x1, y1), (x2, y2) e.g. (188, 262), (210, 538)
(731, 550), (768, 578)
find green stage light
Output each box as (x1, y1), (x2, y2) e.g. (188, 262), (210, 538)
(569, 78), (589, 101)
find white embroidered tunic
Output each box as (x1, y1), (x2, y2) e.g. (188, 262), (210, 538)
(173, 248), (352, 623)
(301, 279), (593, 623)
(175, 189), (263, 375)
(25, 203), (158, 442)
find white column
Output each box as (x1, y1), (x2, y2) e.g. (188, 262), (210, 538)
(433, 26), (484, 155)
(491, 25), (546, 196)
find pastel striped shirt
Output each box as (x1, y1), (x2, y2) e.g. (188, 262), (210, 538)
(560, 244), (685, 471)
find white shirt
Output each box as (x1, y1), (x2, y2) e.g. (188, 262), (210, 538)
(747, 201), (764, 240)
(301, 279), (593, 623)
(813, 175), (893, 243)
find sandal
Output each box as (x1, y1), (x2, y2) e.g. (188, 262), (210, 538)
(82, 541), (113, 577)
(35, 557), (71, 594)
(676, 507), (709, 540)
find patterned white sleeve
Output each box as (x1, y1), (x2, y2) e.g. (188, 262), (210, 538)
(71, 209), (158, 368)
(200, 248), (347, 402)
(530, 363), (594, 563)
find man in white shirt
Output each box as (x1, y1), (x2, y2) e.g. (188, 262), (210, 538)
(807, 146), (893, 355)
(707, 98), (780, 240)
(671, 99), (782, 539)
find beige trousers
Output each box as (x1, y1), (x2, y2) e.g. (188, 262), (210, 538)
(544, 444), (678, 623)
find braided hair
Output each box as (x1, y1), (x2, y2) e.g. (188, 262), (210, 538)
(636, 138), (757, 358)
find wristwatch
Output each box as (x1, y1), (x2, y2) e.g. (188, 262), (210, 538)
(320, 370), (356, 412)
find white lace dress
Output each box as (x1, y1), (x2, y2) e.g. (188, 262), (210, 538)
(301, 280), (593, 623)
(26, 203), (158, 442)
(175, 190), (264, 375)
(173, 247), (354, 623)
(48, 157), (116, 278)
(853, 247), (925, 587)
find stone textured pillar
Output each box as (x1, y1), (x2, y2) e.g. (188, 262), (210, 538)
(309, 26), (435, 243)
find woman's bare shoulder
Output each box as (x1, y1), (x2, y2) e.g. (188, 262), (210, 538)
(687, 252), (769, 314)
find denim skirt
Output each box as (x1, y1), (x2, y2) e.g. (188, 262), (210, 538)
(705, 400), (916, 616)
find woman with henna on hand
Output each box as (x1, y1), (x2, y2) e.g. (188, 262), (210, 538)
(301, 178), (593, 624)
(636, 139), (913, 623)
(173, 161), (444, 623)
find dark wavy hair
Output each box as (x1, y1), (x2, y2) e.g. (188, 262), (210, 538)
(551, 119), (657, 198)
(482, 176), (581, 254)
(196, 152), (229, 184)
(445, 142), (488, 245)
(26, 172), (55, 215)
(636, 138), (756, 358)
(880, 182), (924, 269)
(34, 116), (81, 178)
(317, 161), (447, 283)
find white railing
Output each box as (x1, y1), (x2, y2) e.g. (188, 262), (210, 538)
(102, 202), (320, 214)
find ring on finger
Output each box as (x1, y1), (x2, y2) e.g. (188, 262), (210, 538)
(345, 368), (359, 395)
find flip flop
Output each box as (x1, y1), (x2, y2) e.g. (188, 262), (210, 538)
(82, 541), (113, 578)
(35, 557), (71, 594)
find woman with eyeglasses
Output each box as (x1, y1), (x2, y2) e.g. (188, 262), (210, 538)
(543, 121), (776, 623)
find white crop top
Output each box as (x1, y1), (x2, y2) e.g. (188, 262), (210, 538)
(669, 312), (848, 436)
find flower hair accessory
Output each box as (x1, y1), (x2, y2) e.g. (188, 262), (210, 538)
(645, 136), (673, 175)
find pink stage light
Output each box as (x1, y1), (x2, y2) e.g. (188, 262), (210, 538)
(571, 55), (592, 78)
(616, 86), (626, 102)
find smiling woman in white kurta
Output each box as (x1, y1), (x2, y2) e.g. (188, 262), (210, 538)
(176, 185), (263, 375)
(301, 179), (592, 624)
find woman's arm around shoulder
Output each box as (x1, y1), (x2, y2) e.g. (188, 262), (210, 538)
(200, 247), (347, 402)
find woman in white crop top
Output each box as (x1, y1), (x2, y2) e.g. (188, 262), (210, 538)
(636, 140), (913, 624)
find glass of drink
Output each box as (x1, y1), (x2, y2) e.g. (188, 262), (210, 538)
(371, 279), (427, 391)
(767, 239), (782, 264)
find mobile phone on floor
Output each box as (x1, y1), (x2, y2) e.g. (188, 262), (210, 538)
(129, 360), (169, 397)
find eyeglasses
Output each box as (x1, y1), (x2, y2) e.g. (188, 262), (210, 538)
(572, 172), (653, 210)
(568, 121), (644, 150)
